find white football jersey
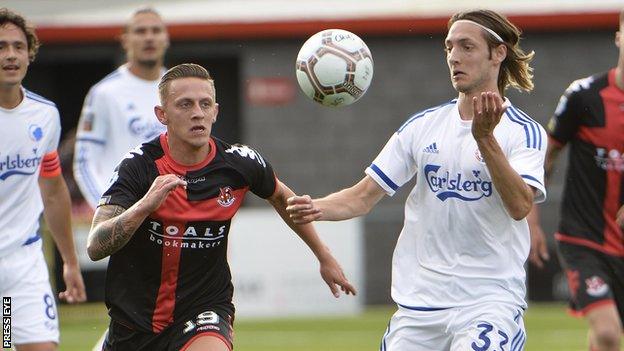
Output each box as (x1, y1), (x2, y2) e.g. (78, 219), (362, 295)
(365, 99), (547, 310)
(73, 65), (166, 208)
(0, 89), (61, 257)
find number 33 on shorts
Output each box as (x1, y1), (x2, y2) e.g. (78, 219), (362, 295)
(455, 322), (525, 351)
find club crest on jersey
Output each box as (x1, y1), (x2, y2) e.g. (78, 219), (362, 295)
(81, 111), (94, 131)
(585, 276), (609, 297)
(28, 124), (43, 142)
(217, 186), (236, 207)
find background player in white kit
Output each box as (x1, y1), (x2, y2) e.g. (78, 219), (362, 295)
(73, 7), (169, 208)
(287, 9), (545, 351)
(0, 8), (86, 351)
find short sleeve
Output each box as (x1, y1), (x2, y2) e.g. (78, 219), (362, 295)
(507, 122), (548, 204)
(99, 154), (149, 209)
(225, 144), (277, 199)
(46, 107), (62, 154)
(248, 150), (276, 199)
(547, 82), (584, 145)
(365, 130), (418, 196)
(75, 87), (110, 143)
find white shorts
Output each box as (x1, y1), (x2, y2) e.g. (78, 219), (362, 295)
(380, 301), (526, 351)
(0, 239), (59, 345)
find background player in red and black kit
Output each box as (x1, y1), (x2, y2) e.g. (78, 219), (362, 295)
(86, 63), (356, 351)
(529, 9), (624, 351)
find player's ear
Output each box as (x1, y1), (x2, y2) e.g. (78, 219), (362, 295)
(492, 43), (507, 64)
(616, 31), (621, 49)
(212, 103), (219, 123)
(164, 30), (170, 50)
(120, 32), (129, 52)
(154, 105), (167, 125)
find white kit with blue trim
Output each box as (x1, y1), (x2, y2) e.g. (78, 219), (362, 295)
(0, 88), (60, 257)
(73, 65), (166, 208)
(365, 99), (547, 310)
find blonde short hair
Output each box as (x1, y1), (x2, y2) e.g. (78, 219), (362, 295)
(158, 63), (215, 103)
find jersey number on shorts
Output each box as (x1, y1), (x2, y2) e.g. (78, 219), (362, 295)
(183, 310), (220, 334)
(43, 293), (56, 320)
(471, 323), (509, 351)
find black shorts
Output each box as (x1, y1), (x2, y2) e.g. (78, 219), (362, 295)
(557, 241), (624, 323)
(103, 307), (234, 351)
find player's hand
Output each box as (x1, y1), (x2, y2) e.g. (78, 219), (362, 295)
(472, 91), (506, 140)
(617, 205), (624, 230)
(140, 174), (187, 213)
(59, 262), (87, 303)
(318, 253), (357, 298)
(528, 222), (550, 269)
(286, 195), (321, 224)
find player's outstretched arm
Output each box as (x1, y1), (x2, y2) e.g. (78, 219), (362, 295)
(87, 174), (186, 260)
(528, 138), (564, 268)
(286, 175), (386, 224)
(39, 174), (87, 303)
(268, 180), (357, 297)
(472, 92), (534, 220)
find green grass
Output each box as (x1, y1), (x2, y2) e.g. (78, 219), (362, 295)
(53, 302), (602, 351)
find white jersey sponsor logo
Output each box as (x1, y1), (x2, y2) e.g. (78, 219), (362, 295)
(147, 221), (227, 250)
(424, 164), (493, 201)
(128, 116), (164, 139)
(0, 152), (42, 180)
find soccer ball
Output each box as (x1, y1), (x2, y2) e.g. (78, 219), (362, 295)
(295, 29), (373, 107)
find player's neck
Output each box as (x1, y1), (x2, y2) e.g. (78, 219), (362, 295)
(456, 80), (502, 120)
(127, 62), (162, 81)
(167, 136), (212, 166)
(456, 96), (475, 121)
(0, 85), (23, 109)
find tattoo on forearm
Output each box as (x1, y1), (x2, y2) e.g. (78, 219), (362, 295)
(88, 205), (143, 260)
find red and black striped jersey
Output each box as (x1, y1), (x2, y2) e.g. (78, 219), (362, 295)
(99, 134), (277, 333)
(548, 69), (624, 256)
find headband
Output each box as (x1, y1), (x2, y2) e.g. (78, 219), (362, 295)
(453, 19), (504, 43)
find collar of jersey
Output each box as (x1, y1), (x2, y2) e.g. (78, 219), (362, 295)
(0, 87), (28, 113)
(159, 133), (217, 173)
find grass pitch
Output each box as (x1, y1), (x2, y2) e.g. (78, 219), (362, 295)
(55, 302), (597, 351)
